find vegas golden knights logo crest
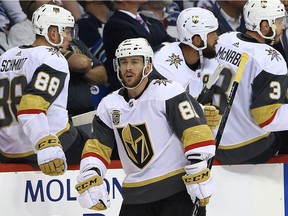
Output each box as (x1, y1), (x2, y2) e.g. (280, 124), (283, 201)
(192, 16), (199, 24)
(53, 7), (60, 14)
(117, 123), (154, 168)
(260, 0), (267, 8)
(111, 110), (121, 125)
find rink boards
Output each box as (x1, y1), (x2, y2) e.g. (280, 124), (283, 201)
(1, 110), (286, 216)
(0, 157), (287, 216)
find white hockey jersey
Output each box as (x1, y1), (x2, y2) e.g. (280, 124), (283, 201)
(213, 31), (288, 164)
(153, 42), (219, 98)
(0, 45), (70, 158)
(82, 79), (215, 204)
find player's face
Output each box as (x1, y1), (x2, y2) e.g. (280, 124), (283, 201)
(61, 27), (73, 49)
(273, 17), (286, 44)
(119, 56), (146, 88)
(203, 31), (219, 59)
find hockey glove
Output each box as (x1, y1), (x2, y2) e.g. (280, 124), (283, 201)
(203, 106), (221, 130)
(75, 169), (110, 211)
(182, 160), (216, 206)
(36, 135), (67, 176)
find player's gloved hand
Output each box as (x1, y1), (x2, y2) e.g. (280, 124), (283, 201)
(35, 135), (67, 176)
(75, 169), (110, 211)
(182, 160), (216, 206)
(203, 106), (221, 130)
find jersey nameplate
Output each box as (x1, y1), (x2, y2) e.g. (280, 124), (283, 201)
(0, 58), (28, 72)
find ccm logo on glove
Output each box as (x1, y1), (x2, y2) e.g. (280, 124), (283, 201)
(76, 175), (104, 194)
(36, 136), (62, 150)
(182, 168), (210, 184)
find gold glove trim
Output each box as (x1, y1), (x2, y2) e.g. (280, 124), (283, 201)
(39, 158), (65, 176)
(90, 201), (107, 211)
(75, 175), (103, 194)
(182, 168), (210, 185)
(204, 106), (218, 115)
(35, 135), (62, 150)
(204, 106), (221, 130)
(199, 196), (211, 206)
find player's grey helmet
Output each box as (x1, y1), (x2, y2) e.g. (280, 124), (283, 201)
(243, 0), (285, 41)
(177, 7), (218, 51)
(32, 4), (75, 47)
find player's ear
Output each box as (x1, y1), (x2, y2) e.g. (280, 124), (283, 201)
(260, 20), (270, 36)
(48, 26), (59, 42)
(192, 34), (202, 47)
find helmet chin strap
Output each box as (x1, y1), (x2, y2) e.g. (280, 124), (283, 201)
(45, 33), (64, 48)
(187, 38), (206, 70)
(199, 50), (204, 70)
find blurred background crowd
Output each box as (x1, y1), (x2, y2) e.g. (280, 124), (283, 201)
(2, 0), (275, 117)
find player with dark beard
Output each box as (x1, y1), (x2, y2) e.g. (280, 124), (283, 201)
(153, 7), (219, 99)
(153, 7), (221, 131)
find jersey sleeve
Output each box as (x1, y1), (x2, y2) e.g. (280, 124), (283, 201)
(17, 63), (67, 115)
(165, 91), (215, 156)
(17, 63), (68, 148)
(251, 70), (288, 128)
(81, 114), (115, 168)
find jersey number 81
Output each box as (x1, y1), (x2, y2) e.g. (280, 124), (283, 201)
(179, 101), (199, 120)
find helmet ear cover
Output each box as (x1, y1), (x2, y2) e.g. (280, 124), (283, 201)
(176, 7), (218, 50)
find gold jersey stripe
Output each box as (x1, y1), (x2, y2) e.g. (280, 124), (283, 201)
(82, 139), (112, 165)
(182, 124), (214, 149)
(18, 94), (50, 112)
(251, 104), (281, 126)
(0, 150), (35, 158)
(56, 122), (70, 137)
(122, 168), (185, 188)
(218, 132), (271, 149)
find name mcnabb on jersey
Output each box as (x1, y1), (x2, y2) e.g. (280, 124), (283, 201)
(216, 46), (242, 67)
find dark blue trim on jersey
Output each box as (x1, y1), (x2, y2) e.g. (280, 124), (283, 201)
(284, 164), (288, 216)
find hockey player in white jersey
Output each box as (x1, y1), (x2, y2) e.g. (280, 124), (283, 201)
(209, 0), (288, 164)
(0, 4), (89, 176)
(153, 7), (221, 131)
(75, 38), (216, 216)
(153, 7), (219, 99)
